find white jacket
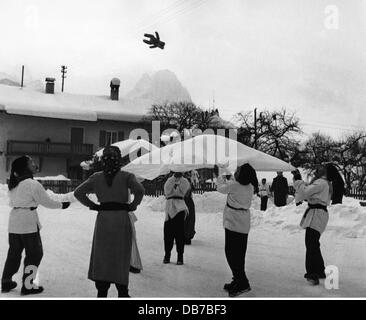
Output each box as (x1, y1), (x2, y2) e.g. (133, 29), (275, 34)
(216, 176), (254, 234)
(8, 178), (62, 234)
(258, 183), (270, 197)
(294, 178), (331, 234)
(164, 176), (190, 221)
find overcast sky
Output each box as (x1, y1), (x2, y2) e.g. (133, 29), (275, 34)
(0, 0), (365, 138)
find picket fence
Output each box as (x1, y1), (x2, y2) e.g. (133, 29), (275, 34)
(36, 180), (366, 205)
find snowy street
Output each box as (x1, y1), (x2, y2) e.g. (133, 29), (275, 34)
(1, 190), (365, 298)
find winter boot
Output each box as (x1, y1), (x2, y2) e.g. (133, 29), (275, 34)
(1, 280), (17, 293)
(129, 266), (141, 274)
(177, 254), (184, 265)
(305, 274), (320, 285)
(97, 289), (108, 298)
(116, 285), (130, 298)
(228, 282), (251, 297)
(306, 278), (320, 286)
(163, 253), (171, 264)
(223, 279), (235, 292)
(20, 285), (44, 296)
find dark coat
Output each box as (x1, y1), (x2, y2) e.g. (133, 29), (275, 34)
(74, 171), (144, 285)
(271, 176), (289, 207)
(184, 187), (196, 240)
(331, 179), (344, 204)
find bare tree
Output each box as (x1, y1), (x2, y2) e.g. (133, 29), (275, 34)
(337, 131), (366, 190)
(299, 131), (366, 190)
(145, 102), (228, 137)
(235, 108), (302, 160)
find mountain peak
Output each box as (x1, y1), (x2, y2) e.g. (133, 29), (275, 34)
(126, 70), (191, 104)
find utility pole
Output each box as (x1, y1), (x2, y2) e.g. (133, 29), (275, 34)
(61, 65), (67, 92)
(21, 65), (24, 88)
(254, 107), (257, 149)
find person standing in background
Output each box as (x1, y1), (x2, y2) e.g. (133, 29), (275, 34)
(183, 173), (196, 245)
(190, 169), (200, 188)
(258, 178), (271, 211)
(163, 172), (190, 265)
(325, 163), (345, 204)
(271, 172), (289, 207)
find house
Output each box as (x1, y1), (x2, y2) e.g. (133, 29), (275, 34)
(0, 78), (151, 182)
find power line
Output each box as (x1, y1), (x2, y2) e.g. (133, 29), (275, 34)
(150, 0), (208, 27)
(135, 0), (208, 35)
(218, 109), (365, 132)
(135, 0), (188, 29)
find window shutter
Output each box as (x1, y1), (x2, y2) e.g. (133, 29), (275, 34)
(118, 131), (125, 141)
(99, 130), (106, 147)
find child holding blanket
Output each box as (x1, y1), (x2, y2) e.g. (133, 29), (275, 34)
(163, 172), (190, 265)
(293, 165), (331, 285)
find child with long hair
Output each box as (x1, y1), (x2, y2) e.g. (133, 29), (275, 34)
(293, 164), (331, 285)
(1, 155), (70, 295)
(215, 163), (258, 297)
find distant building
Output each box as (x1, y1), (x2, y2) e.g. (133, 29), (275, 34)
(0, 78), (151, 182)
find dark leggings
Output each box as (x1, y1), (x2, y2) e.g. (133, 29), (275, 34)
(305, 227), (325, 278)
(224, 228), (249, 286)
(1, 232), (43, 287)
(164, 211), (185, 257)
(95, 281), (129, 298)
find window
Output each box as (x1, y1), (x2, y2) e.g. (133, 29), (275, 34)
(106, 131), (118, 146)
(99, 130), (125, 147)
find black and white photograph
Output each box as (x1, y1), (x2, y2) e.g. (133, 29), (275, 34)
(0, 0), (365, 306)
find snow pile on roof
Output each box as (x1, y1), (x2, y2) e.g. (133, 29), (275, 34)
(144, 192), (366, 238)
(95, 139), (158, 158)
(0, 84), (151, 122)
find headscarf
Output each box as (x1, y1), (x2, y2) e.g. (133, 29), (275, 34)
(8, 155), (34, 190)
(101, 146), (123, 187)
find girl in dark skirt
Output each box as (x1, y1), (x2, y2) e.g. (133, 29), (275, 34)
(74, 146), (144, 297)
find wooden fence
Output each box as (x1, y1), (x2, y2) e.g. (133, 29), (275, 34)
(37, 179), (81, 194)
(345, 188), (366, 200)
(36, 180), (366, 203)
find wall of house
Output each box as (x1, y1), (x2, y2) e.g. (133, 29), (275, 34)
(0, 111), (150, 183)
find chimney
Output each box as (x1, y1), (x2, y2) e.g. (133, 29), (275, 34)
(110, 78), (120, 101)
(45, 77), (56, 94)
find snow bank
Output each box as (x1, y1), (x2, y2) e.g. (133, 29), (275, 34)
(144, 192), (366, 238)
(0, 184), (8, 203)
(35, 175), (70, 181)
(45, 190), (77, 203)
(1, 182), (365, 239)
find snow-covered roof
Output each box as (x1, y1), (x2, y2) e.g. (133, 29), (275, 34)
(0, 84), (151, 122)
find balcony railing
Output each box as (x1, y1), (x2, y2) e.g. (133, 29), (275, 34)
(6, 140), (94, 158)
